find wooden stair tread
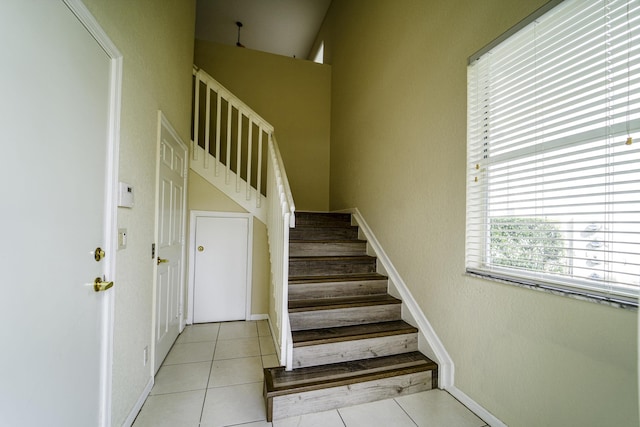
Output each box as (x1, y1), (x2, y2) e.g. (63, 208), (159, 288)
(288, 273), (388, 284)
(264, 352), (436, 396)
(292, 320), (418, 347)
(288, 294), (401, 312)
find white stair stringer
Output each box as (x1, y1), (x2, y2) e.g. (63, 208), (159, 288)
(190, 144), (267, 224)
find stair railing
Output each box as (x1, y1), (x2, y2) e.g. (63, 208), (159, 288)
(191, 66), (271, 221)
(266, 134), (295, 370)
(191, 65), (295, 369)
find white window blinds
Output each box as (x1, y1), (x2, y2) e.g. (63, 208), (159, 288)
(466, 0), (640, 307)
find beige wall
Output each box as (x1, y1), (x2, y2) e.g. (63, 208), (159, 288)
(194, 40), (332, 211)
(319, 1), (638, 426)
(79, 1), (196, 425)
(188, 172), (270, 316)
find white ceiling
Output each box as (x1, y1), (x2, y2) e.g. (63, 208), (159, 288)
(195, 0), (332, 60)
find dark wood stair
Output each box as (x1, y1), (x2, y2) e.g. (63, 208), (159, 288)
(264, 212), (437, 420)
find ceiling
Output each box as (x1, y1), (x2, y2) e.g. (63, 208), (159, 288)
(195, 0), (332, 60)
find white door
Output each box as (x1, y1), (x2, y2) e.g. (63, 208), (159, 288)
(154, 113), (188, 371)
(0, 1), (118, 426)
(192, 214), (252, 323)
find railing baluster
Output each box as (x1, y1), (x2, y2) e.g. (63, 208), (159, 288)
(215, 90), (222, 175)
(193, 71), (200, 161)
(226, 100), (232, 184)
(246, 118), (253, 201)
(204, 84), (211, 169)
(236, 112), (242, 193)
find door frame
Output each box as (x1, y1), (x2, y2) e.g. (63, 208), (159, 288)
(187, 211), (254, 324)
(152, 111), (189, 372)
(63, 1), (122, 425)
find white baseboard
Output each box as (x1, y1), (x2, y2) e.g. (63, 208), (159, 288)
(448, 386), (507, 427)
(250, 313), (269, 321)
(344, 208), (454, 388)
(122, 377), (154, 427)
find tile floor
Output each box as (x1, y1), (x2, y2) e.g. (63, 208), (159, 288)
(132, 321), (489, 427)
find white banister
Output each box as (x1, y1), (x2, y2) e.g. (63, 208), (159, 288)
(191, 66), (295, 368)
(267, 134), (295, 369)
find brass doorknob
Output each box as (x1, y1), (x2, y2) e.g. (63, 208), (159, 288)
(94, 277), (114, 292)
(197, 246), (204, 252)
(157, 257), (169, 265)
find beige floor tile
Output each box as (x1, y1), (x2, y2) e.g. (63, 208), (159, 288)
(208, 356), (263, 387)
(259, 336), (276, 355)
(132, 390), (204, 427)
(150, 361), (211, 395)
(257, 320), (271, 337)
(163, 341), (215, 365)
(177, 323), (220, 344)
(395, 389), (486, 427)
(214, 337), (261, 360)
(261, 354), (280, 368)
(218, 320), (258, 340)
(274, 409), (345, 427)
(339, 399), (416, 427)
(200, 382), (267, 427)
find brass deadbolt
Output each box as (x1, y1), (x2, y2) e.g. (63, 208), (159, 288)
(94, 247), (106, 262)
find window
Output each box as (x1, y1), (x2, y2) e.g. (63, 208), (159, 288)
(313, 41), (325, 64)
(466, 0), (640, 307)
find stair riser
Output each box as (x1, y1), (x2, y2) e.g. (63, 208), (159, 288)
(295, 213), (352, 227)
(289, 305), (401, 331)
(293, 334), (418, 368)
(289, 258), (376, 277)
(288, 280), (387, 300)
(289, 241), (367, 257)
(267, 370), (434, 420)
(290, 227), (359, 241)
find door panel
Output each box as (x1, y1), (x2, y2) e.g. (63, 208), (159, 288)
(154, 115), (187, 371)
(0, 1), (114, 425)
(193, 215), (250, 323)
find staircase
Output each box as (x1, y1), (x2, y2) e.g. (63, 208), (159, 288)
(264, 212), (438, 421)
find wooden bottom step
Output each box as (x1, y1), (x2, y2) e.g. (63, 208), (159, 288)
(264, 352), (438, 420)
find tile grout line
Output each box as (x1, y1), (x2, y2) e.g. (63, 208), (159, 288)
(392, 397), (419, 427)
(198, 323), (221, 426)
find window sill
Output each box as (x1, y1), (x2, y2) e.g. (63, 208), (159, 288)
(465, 270), (638, 311)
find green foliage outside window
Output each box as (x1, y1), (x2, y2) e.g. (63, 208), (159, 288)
(489, 217), (567, 274)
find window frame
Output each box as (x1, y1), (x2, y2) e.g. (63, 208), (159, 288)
(465, 0), (640, 309)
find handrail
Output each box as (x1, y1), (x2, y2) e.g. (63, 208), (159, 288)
(266, 134), (295, 369)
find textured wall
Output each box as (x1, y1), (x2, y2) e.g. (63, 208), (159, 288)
(318, 1), (638, 426)
(194, 40), (332, 211)
(79, 0), (196, 425)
